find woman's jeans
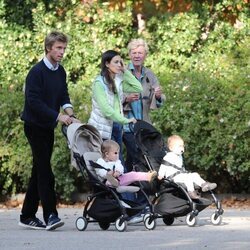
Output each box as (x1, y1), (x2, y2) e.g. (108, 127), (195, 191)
(111, 122), (124, 164)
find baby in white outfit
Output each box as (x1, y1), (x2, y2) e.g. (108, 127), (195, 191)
(158, 135), (217, 199)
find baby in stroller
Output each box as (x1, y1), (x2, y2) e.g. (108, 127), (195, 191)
(95, 140), (157, 187)
(65, 123), (157, 231)
(158, 135), (217, 199)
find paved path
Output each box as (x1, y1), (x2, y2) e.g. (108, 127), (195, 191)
(0, 207), (249, 250)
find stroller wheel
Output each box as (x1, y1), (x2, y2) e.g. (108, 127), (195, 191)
(75, 217), (88, 231)
(163, 216), (174, 226)
(143, 213), (156, 230)
(186, 213), (197, 227)
(99, 222), (110, 230)
(211, 213), (222, 225)
(115, 217), (127, 232)
(143, 212), (151, 221)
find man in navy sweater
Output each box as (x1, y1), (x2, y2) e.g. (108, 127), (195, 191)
(19, 31), (79, 231)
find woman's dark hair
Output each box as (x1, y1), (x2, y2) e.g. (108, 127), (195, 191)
(101, 50), (120, 93)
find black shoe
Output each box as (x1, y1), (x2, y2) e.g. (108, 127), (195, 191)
(46, 213), (64, 231)
(19, 217), (46, 230)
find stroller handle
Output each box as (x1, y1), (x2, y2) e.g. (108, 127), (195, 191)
(128, 119), (142, 133)
(61, 124), (68, 138)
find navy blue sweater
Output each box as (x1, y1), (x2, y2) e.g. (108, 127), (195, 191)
(21, 60), (71, 129)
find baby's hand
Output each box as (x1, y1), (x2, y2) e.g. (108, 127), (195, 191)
(113, 171), (121, 177)
(107, 170), (114, 175)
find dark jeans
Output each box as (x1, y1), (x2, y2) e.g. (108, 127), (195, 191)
(123, 132), (140, 172)
(123, 132), (148, 204)
(111, 122), (124, 164)
(21, 124), (58, 224)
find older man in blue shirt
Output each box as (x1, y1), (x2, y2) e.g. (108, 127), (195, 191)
(123, 38), (165, 171)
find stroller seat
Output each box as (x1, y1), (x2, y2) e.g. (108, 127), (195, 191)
(83, 152), (140, 194)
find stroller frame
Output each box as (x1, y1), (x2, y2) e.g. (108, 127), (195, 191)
(74, 151), (156, 231)
(64, 123), (156, 232)
(133, 120), (224, 227)
(147, 154), (223, 226)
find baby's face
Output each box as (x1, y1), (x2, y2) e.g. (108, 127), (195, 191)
(106, 146), (119, 161)
(169, 139), (185, 155)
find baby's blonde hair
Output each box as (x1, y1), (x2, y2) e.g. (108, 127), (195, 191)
(127, 38), (149, 54)
(101, 140), (120, 158)
(167, 135), (184, 150)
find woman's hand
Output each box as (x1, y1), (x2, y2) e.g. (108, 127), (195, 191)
(120, 59), (126, 73)
(108, 170), (114, 175)
(125, 93), (140, 103)
(128, 118), (137, 124)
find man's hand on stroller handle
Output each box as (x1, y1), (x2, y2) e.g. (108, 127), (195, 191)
(58, 114), (81, 125)
(70, 117), (81, 123)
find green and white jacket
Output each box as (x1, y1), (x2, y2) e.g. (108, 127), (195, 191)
(88, 70), (142, 139)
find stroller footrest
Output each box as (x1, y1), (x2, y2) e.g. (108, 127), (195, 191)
(116, 186), (140, 193)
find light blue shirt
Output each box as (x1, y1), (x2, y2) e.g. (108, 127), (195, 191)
(123, 63), (144, 132)
(43, 57), (59, 71)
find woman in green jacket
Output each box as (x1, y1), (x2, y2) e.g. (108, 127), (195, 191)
(88, 50), (142, 161)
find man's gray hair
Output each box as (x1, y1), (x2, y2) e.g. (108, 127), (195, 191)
(127, 38), (149, 54)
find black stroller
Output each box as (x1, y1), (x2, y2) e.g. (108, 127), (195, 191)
(64, 123), (156, 232)
(132, 120), (224, 227)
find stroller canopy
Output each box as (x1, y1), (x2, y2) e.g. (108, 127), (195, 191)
(133, 120), (166, 159)
(66, 123), (102, 169)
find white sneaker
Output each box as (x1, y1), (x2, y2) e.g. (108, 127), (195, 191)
(128, 215), (143, 224)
